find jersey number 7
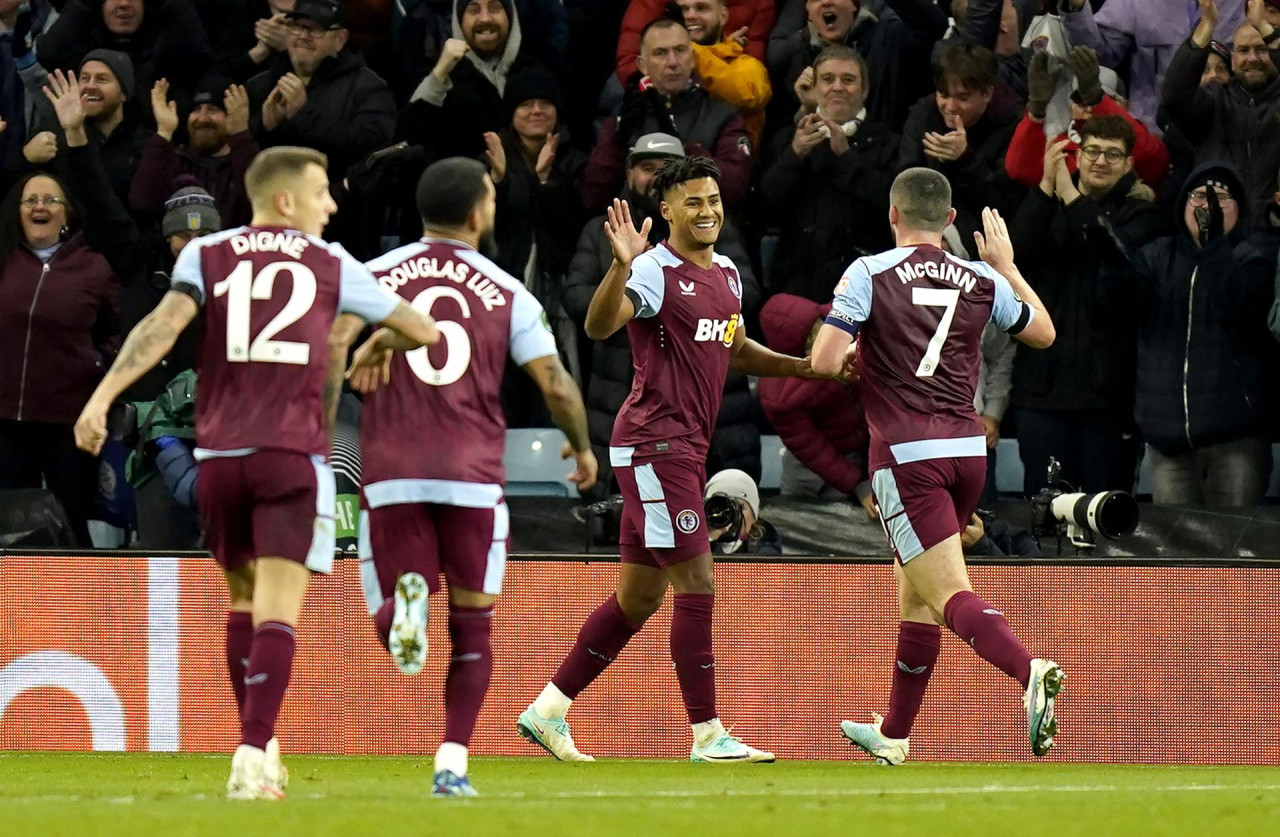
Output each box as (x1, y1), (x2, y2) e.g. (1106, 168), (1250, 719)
(912, 287), (960, 378)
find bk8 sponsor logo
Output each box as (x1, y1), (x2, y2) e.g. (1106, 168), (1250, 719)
(693, 313), (739, 347)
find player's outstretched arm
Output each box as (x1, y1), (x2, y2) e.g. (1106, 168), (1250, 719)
(584, 198), (651, 340)
(380, 299), (442, 349)
(975, 207), (1056, 349)
(325, 314), (365, 438)
(731, 333), (824, 378)
(522, 354), (598, 491)
(810, 324), (855, 378)
(74, 290), (198, 455)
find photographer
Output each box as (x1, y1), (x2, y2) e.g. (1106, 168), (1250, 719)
(704, 468), (780, 556)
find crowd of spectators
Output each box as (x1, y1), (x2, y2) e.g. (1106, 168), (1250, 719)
(1, 0), (1279, 546)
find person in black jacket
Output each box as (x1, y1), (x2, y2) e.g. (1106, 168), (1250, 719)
(561, 136), (761, 497)
(1008, 115), (1166, 496)
(35, 0), (212, 99)
(1106, 162), (1275, 509)
(897, 41), (1024, 246)
(759, 44), (897, 300)
(245, 0), (395, 185)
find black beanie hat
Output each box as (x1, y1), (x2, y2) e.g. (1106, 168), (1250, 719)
(503, 66), (562, 116)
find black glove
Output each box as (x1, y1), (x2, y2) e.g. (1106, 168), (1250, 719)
(1198, 187), (1226, 245)
(1066, 46), (1102, 106)
(613, 74), (649, 147)
(1026, 51), (1061, 119)
(1086, 216), (1132, 269)
(11, 5), (34, 59)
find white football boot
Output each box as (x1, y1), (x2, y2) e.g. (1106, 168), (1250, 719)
(840, 713), (909, 765)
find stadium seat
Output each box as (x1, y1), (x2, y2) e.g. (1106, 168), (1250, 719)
(504, 429), (576, 497)
(995, 438), (1024, 495)
(760, 435), (784, 490)
(759, 234), (779, 290)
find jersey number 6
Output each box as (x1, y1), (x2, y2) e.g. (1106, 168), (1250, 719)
(406, 286), (473, 387)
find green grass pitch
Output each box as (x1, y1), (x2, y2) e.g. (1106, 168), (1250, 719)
(3, 754), (1278, 836)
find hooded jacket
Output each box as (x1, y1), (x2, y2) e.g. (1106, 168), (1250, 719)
(757, 294), (870, 496)
(1008, 168), (1167, 412)
(561, 195), (761, 493)
(246, 47), (396, 180)
(1110, 163), (1273, 455)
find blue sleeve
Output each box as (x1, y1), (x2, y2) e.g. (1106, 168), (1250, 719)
(338, 246), (401, 322)
(825, 259), (873, 336)
(624, 255), (666, 319)
(982, 262), (1034, 335)
(169, 239), (206, 305)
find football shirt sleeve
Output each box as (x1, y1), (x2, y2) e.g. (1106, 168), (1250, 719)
(824, 258), (873, 336)
(336, 245), (402, 323)
(169, 238), (207, 305)
(982, 262), (1034, 336)
(623, 255), (666, 319)
(509, 284), (559, 365)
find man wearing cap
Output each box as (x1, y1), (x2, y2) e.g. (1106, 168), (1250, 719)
(1006, 46), (1168, 191)
(27, 50), (150, 203)
(760, 45), (898, 301)
(398, 0), (543, 166)
(35, 0), (212, 97)
(562, 134), (761, 496)
(581, 18), (753, 214)
(1162, 0), (1280, 222)
(245, 0), (395, 183)
(130, 76), (258, 227)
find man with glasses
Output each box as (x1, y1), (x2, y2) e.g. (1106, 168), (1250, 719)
(1005, 115), (1166, 498)
(1162, 0), (1280, 224)
(245, 0), (395, 189)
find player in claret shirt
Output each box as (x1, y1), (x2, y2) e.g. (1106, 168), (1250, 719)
(519, 156), (835, 764)
(810, 167), (1064, 764)
(74, 146), (441, 801)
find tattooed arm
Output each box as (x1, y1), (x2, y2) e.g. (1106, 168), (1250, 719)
(325, 314), (365, 443)
(74, 291), (199, 454)
(522, 353), (598, 491)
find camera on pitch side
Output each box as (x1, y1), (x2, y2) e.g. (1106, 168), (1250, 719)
(704, 493), (745, 545)
(1030, 457), (1139, 550)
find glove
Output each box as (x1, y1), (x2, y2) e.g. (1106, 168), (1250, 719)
(1065, 46), (1102, 106)
(613, 74), (649, 147)
(1026, 51), (1061, 119)
(1199, 187), (1225, 245)
(11, 4), (34, 59)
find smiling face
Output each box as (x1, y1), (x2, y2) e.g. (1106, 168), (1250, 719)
(187, 103), (230, 154)
(512, 98), (557, 140)
(20, 175), (69, 249)
(461, 0), (511, 58)
(678, 0), (727, 46)
(1076, 136), (1133, 196)
(1232, 25), (1278, 91)
(814, 56), (867, 123)
(103, 0), (143, 36)
(79, 61), (126, 119)
(935, 78), (993, 128)
(806, 0), (857, 43)
(660, 176), (723, 251)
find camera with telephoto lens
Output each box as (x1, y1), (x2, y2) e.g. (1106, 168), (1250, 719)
(1030, 457), (1139, 550)
(704, 493), (744, 543)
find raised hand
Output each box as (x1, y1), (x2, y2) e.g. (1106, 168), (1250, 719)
(535, 133), (559, 184)
(255, 13), (289, 52)
(1040, 137), (1069, 195)
(728, 25), (749, 48)
(818, 115), (849, 155)
(562, 442), (598, 491)
(433, 38), (470, 82)
(923, 114), (968, 162)
(23, 131), (57, 164)
(43, 69), (86, 132)
(276, 73), (307, 119)
(973, 207), (1015, 271)
(224, 84), (250, 135)
(151, 78), (179, 140)
(790, 113), (827, 158)
(1193, 0), (1219, 46)
(483, 131), (507, 183)
(603, 198), (653, 264)
(1026, 51), (1060, 120)
(793, 66), (817, 110)
(1065, 46), (1102, 105)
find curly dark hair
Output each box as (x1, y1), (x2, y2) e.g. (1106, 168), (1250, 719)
(651, 156), (721, 202)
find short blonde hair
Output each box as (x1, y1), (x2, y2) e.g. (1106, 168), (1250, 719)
(244, 146), (329, 208)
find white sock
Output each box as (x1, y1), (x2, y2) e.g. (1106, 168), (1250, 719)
(532, 682), (572, 720)
(435, 741), (468, 776)
(692, 717), (726, 747)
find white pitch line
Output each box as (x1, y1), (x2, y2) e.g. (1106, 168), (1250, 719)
(4, 784), (1279, 805)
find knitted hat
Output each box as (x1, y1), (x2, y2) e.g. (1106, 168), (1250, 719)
(80, 48), (134, 99)
(162, 185), (221, 238)
(704, 468), (760, 520)
(455, 0), (512, 24)
(189, 75), (231, 112)
(503, 65), (562, 115)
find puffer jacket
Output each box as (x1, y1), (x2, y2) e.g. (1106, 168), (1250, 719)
(561, 193), (761, 493)
(757, 294), (869, 495)
(1109, 163), (1274, 455)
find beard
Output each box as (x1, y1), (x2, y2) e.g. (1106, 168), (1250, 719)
(478, 228), (500, 260)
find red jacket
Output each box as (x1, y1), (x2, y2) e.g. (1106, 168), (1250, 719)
(758, 294), (869, 495)
(615, 0), (775, 82)
(1004, 95), (1169, 190)
(0, 234), (120, 424)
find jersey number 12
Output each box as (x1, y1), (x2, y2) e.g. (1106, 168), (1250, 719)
(213, 260), (317, 365)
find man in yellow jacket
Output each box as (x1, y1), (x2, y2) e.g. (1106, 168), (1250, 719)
(678, 0), (772, 146)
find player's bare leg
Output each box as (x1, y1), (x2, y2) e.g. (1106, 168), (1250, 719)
(227, 557), (309, 801)
(521, 564), (664, 761)
(901, 535), (1064, 756)
(430, 586), (496, 797)
(842, 563), (938, 764)
(667, 553), (774, 764)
